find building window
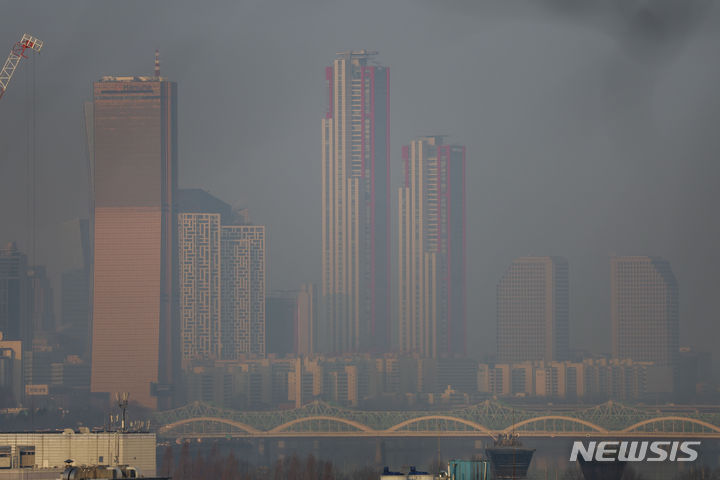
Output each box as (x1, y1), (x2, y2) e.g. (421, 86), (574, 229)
(18, 446), (35, 468)
(0, 447), (10, 469)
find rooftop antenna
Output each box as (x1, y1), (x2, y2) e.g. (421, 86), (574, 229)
(115, 392), (129, 432)
(154, 49), (160, 78)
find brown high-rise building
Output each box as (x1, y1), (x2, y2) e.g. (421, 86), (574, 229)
(90, 74), (177, 409)
(497, 257), (569, 363)
(611, 256), (679, 367)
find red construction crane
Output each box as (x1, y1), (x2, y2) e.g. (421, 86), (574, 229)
(0, 33), (43, 101)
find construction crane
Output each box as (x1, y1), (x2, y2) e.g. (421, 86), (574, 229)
(0, 33), (43, 100)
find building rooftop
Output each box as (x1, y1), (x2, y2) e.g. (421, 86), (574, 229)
(99, 75), (167, 82)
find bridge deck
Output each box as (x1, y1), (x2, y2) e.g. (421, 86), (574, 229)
(153, 400), (720, 440)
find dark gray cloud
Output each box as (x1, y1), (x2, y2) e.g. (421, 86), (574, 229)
(1, 0), (720, 369)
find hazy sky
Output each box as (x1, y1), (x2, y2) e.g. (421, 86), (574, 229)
(1, 0), (720, 362)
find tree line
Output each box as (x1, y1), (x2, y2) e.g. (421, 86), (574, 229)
(160, 444), (378, 480)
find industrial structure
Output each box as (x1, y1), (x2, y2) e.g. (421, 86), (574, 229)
(0, 34), (42, 101)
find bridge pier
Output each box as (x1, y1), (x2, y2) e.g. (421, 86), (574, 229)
(375, 439), (386, 466)
(313, 439), (321, 460)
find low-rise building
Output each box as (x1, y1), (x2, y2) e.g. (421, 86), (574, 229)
(0, 431), (156, 478)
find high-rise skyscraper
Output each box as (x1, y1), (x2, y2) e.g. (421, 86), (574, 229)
(221, 225), (265, 358)
(178, 213), (222, 366)
(0, 242), (29, 343)
(397, 136), (466, 357)
(321, 50), (390, 353)
(177, 190), (266, 364)
(178, 209), (266, 364)
(611, 256), (679, 367)
(497, 257), (569, 363)
(90, 73), (177, 409)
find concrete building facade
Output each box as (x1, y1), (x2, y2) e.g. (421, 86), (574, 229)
(0, 431), (156, 477)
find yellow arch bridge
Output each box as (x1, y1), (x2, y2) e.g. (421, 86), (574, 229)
(153, 400), (720, 440)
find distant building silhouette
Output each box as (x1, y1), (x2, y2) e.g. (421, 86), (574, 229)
(611, 256), (679, 367)
(497, 257), (569, 363)
(265, 285), (317, 357)
(266, 292), (296, 356)
(90, 73), (177, 409)
(296, 283), (317, 355)
(321, 50), (390, 353)
(27, 265), (54, 334)
(397, 136), (466, 357)
(0, 242), (30, 343)
(60, 269), (90, 356)
(58, 218), (91, 358)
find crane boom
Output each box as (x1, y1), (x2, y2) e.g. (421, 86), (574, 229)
(0, 33), (43, 100)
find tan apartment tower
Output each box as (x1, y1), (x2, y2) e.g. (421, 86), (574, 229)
(497, 257), (569, 362)
(321, 50), (390, 353)
(397, 136), (466, 357)
(611, 256), (678, 366)
(90, 73), (177, 409)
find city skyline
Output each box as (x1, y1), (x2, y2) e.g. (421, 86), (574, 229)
(3, 0), (713, 390)
(1, 4), (720, 479)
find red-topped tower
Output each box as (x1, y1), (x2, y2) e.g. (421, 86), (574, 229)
(321, 50), (390, 353)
